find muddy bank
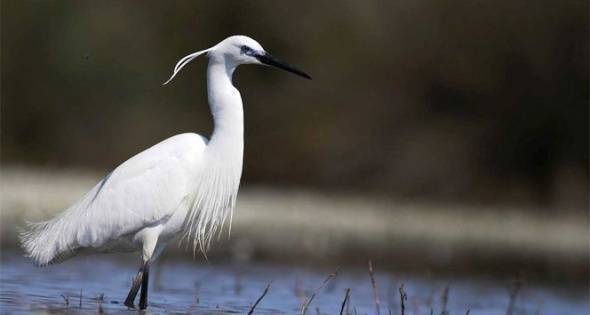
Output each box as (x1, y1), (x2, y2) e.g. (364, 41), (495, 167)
(1, 167), (587, 285)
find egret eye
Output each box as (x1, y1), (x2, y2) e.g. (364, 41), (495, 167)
(241, 45), (255, 56)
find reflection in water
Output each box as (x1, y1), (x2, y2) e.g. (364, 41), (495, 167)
(0, 252), (587, 314)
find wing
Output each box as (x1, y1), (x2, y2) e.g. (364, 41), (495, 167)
(20, 133), (207, 266)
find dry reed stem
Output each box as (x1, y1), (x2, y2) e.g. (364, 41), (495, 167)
(300, 267), (340, 315)
(248, 281), (272, 315)
(96, 293), (104, 314)
(398, 284), (407, 315)
(506, 280), (522, 315)
(441, 285), (449, 315)
(368, 260), (380, 315)
(339, 288), (351, 315)
(61, 294), (69, 306)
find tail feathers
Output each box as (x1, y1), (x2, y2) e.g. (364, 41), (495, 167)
(19, 218), (78, 267)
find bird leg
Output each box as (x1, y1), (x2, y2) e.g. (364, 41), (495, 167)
(139, 263), (150, 309)
(126, 228), (160, 309)
(124, 264), (145, 309)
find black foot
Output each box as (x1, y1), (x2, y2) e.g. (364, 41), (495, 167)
(124, 300), (135, 309)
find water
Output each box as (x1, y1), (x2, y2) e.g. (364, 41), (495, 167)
(1, 252), (587, 314)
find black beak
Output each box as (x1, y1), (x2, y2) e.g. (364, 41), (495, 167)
(256, 53), (312, 80)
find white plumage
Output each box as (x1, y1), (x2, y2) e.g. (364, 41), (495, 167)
(19, 35), (310, 309)
(21, 133), (215, 265)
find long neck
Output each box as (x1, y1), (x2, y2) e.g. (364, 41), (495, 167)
(206, 58), (244, 159)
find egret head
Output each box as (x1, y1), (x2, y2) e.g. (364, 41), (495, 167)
(164, 35), (311, 85)
(211, 35), (265, 65)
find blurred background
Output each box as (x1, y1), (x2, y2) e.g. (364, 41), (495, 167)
(1, 0), (588, 304)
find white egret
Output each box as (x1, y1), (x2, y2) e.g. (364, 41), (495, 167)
(20, 35), (311, 309)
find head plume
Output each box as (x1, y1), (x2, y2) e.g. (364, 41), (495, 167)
(163, 47), (213, 85)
